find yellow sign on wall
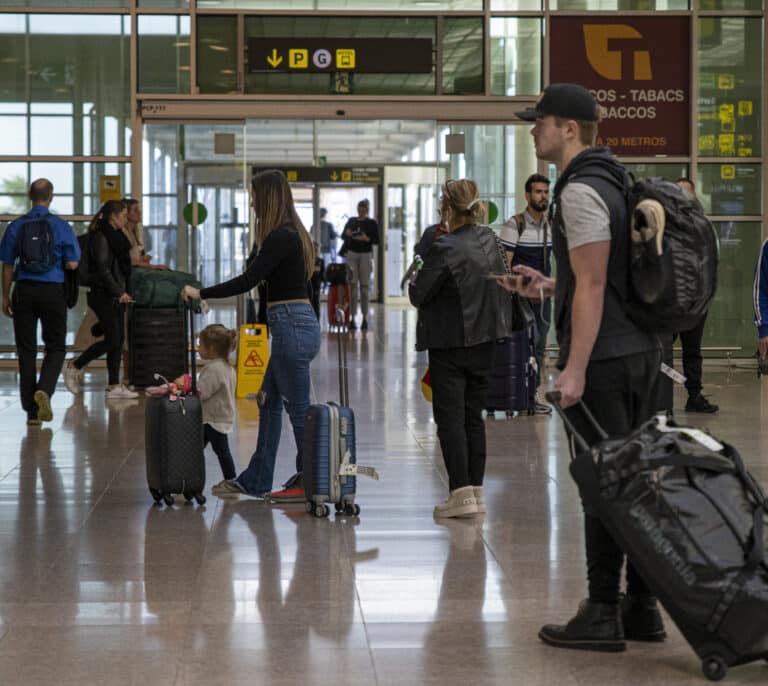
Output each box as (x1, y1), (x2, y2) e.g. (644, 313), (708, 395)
(236, 325), (269, 398)
(99, 175), (121, 203)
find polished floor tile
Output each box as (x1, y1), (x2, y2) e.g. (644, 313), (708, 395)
(0, 305), (766, 684)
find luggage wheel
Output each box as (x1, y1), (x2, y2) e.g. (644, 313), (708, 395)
(313, 504), (330, 518)
(149, 488), (162, 504)
(195, 493), (206, 505)
(343, 503), (361, 516)
(702, 655), (727, 681)
(162, 493), (175, 507)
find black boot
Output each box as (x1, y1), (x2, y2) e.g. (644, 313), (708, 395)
(539, 599), (626, 652)
(621, 594), (667, 642)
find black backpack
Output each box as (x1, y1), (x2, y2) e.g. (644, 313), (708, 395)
(576, 170), (719, 334)
(16, 212), (56, 274)
(625, 177), (719, 333)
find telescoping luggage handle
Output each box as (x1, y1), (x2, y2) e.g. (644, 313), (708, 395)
(545, 391), (608, 454)
(185, 302), (198, 394)
(336, 306), (349, 406)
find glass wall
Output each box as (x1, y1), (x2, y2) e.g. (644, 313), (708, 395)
(0, 13), (130, 217)
(0, 1), (763, 352)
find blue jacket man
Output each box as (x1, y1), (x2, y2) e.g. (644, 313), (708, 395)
(0, 179), (80, 425)
(754, 239), (768, 359)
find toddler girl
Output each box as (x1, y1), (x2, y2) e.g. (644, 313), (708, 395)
(196, 324), (238, 489)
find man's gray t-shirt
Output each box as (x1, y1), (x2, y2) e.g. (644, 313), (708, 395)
(560, 183), (610, 249)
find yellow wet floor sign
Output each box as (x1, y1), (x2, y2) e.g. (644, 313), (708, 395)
(236, 324), (269, 398)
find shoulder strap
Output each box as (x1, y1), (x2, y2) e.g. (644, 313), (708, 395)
(571, 166), (630, 198)
(514, 213), (525, 238)
(494, 234), (512, 276)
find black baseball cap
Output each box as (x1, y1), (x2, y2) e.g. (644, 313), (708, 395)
(516, 83), (600, 122)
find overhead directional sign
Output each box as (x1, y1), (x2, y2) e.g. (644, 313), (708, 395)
(248, 38), (432, 74)
(252, 166), (383, 184)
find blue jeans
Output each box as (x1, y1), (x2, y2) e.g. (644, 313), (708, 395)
(237, 303), (320, 495)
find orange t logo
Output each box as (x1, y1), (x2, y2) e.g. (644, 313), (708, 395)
(583, 24), (652, 81)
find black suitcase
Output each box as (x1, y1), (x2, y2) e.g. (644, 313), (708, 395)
(548, 392), (768, 681)
(486, 326), (537, 416)
(145, 305), (206, 507)
(303, 307), (378, 518)
(129, 306), (187, 387)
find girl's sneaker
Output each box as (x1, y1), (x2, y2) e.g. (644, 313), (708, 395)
(106, 384), (139, 400)
(212, 479), (246, 497)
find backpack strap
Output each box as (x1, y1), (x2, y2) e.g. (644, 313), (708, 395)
(514, 213), (525, 239)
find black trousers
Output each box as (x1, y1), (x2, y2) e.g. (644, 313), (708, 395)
(12, 281), (68, 420)
(428, 341), (494, 491)
(563, 349), (661, 604)
(674, 314), (707, 397)
(204, 424), (237, 480)
(74, 291), (124, 386)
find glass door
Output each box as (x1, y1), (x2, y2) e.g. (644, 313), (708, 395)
(188, 183), (249, 286)
(383, 166), (444, 302)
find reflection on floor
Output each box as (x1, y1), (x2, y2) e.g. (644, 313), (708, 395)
(0, 305), (766, 685)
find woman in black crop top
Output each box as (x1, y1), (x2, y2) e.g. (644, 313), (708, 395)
(182, 170), (321, 500)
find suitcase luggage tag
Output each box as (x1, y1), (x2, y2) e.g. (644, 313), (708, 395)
(335, 416), (380, 482)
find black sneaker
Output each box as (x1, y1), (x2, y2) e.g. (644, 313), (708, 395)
(685, 393), (719, 414)
(620, 594), (667, 642)
(361, 318), (368, 331)
(539, 599), (626, 652)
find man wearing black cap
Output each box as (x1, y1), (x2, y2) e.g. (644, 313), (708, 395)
(511, 84), (664, 652)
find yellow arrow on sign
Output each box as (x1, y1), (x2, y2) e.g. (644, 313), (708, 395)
(266, 49), (283, 68)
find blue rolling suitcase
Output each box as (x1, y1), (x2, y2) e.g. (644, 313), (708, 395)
(303, 308), (378, 518)
(485, 324), (537, 416)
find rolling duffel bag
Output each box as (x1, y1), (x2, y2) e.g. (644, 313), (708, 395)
(548, 391), (768, 682)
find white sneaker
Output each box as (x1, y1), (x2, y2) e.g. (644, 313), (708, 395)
(63, 363), (84, 394)
(106, 384), (139, 400)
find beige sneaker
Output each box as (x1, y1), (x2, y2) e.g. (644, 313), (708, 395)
(434, 486), (478, 519)
(473, 486), (486, 514)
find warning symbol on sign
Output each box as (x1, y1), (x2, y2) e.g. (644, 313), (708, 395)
(244, 350), (264, 367)
(237, 325), (269, 398)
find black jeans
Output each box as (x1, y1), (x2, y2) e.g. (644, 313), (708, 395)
(12, 281), (68, 420)
(204, 424), (237, 480)
(428, 341), (494, 491)
(674, 314), (706, 397)
(74, 291), (124, 385)
(563, 349), (661, 604)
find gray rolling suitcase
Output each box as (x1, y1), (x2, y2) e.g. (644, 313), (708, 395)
(303, 308), (378, 518)
(144, 305), (206, 507)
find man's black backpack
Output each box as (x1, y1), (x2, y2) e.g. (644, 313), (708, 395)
(625, 177), (719, 333)
(16, 212), (56, 274)
(576, 170), (719, 333)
